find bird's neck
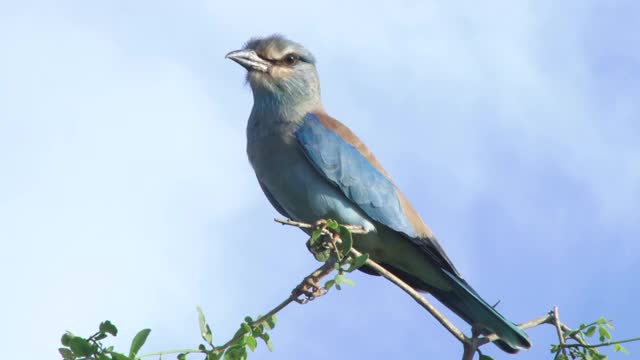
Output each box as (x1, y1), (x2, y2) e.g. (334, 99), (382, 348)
(249, 90), (323, 126)
(246, 94), (323, 149)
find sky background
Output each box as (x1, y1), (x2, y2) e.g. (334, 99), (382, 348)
(1, 1), (639, 359)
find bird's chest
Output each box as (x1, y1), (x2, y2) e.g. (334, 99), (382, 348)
(247, 129), (337, 221)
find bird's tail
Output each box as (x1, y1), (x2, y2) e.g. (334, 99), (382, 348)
(431, 270), (532, 353)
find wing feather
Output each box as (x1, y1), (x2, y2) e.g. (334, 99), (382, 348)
(295, 112), (460, 275)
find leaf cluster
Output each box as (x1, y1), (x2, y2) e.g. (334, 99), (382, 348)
(307, 219), (369, 291)
(550, 317), (630, 360)
(59, 321), (150, 360)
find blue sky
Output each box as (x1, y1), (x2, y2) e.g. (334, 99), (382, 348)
(1, 1), (639, 359)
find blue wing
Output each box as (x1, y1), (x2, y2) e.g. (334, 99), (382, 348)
(294, 113), (419, 238)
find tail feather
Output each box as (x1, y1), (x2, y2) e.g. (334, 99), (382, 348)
(383, 264), (531, 353)
(434, 270), (532, 353)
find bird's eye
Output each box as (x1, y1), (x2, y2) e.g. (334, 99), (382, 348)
(283, 54), (300, 66)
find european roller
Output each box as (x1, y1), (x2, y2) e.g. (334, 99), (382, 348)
(226, 35), (531, 353)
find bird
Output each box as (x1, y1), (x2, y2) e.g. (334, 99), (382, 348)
(226, 34), (531, 353)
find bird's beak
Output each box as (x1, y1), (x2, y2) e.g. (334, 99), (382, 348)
(225, 49), (271, 73)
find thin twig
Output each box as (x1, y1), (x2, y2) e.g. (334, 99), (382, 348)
(560, 323), (590, 347)
(561, 337), (640, 349)
(348, 246), (470, 345)
(553, 306), (569, 359)
(274, 219), (588, 360)
(275, 218), (369, 234)
(213, 259), (336, 355)
(276, 218), (470, 344)
(140, 349), (201, 358)
(214, 296), (295, 354)
(462, 328), (482, 360)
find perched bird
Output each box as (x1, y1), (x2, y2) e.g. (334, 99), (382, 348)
(226, 35), (531, 353)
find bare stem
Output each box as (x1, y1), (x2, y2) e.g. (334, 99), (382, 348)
(273, 218), (640, 360)
(552, 306), (569, 359)
(347, 247), (470, 345)
(213, 258), (338, 355)
(275, 218), (368, 234)
(562, 337), (640, 349)
(214, 296), (296, 355)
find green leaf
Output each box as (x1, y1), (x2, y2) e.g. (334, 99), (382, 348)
(94, 333), (108, 341)
(563, 329), (579, 338)
(593, 353), (608, 360)
(479, 354), (495, 360)
(129, 329), (151, 358)
(224, 345), (247, 360)
(207, 352), (222, 360)
(260, 333), (273, 351)
(337, 225), (353, 255)
(245, 336), (257, 351)
(310, 230), (322, 244)
(232, 327), (247, 339)
(342, 277), (355, 286)
(58, 348), (73, 359)
(596, 317), (607, 325)
(177, 353), (187, 360)
(205, 325), (214, 344)
(197, 308), (214, 344)
(61, 332), (74, 347)
(598, 326), (611, 342)
(69, 337), (95, 356)
(99, 320), (118, 336)
(244, 316), (253, 323)
(111, 352), (131, 360)
(252, 324), (264, 337)
(306, 235), (331, 262)
(197, 307), (207, 333)
(585, 326), (597, 337)
(326, 219), (339, 231)
(264, 315), (277, 330)
(258, 333), (273, 351)
(613, 343), (628, 353)
(324, 279), (335, 290)
(347, 253), (369, 272)
(257, 333), (268, 342)
(241, 322), (252, 334)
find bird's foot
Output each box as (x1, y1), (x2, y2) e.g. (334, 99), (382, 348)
(292, 275), (326, 304)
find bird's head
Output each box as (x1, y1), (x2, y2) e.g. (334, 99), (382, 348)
(226, 35), (321, 108)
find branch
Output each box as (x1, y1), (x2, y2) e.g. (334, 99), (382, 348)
(59, 218), (640, 360)
(347, 246), (469, 345)
(553, 306), (569, 358)
(273, 218), (586, 360)
(562, 337), (640, 349)
(212, 296), (295, 356)
(275, 218), (369, 234)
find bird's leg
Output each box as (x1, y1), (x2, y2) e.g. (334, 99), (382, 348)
(291, 259), (336, 304)
(292, 219), (344, 304)
(291, 276), (323, 304)
(292, 230), (341, 303)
